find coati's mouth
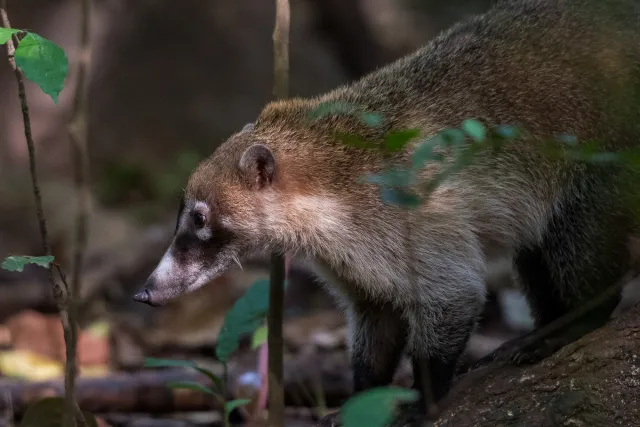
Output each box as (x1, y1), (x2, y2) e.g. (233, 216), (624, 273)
(132, 245), (234, 307)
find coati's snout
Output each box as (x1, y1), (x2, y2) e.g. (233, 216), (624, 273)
(133, 197), (239, 306)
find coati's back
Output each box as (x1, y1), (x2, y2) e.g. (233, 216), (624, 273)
(237, 0), (640, 266)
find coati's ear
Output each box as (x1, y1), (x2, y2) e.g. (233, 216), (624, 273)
(239, 144), (276, 189)
(241, 122), (255, 133)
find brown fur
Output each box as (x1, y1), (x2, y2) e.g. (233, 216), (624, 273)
(141, 0), (640, 421)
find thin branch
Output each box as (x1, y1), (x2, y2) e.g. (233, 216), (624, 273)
(272, 0), (290, 100)
(67, 2), (93, 424)
(69, 0), (92, 302)
(267, 1), (290, 427)
(0, 4), (85, 427)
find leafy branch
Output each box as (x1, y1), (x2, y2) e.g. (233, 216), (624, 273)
(0, 3), (92, 426)
(68, 0), (92, 322)
(144, 278), (272, 427)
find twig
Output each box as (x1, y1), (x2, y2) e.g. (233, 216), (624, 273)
(0, 3), (86, 427)
(69, 0), (92, 310)
(67, 1), (93, 424)
(272, 0), (289, 100)
(267, 2), (290, 426)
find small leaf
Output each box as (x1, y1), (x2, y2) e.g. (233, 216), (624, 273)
(19, 397), (98, 427)
(383, 129), (420, 152)
(360, 111), (384, 127)
(411, 135), (443, 170)
(14, 32), (68, 104)
(307, 101), (383, 127)
(494, 125), (519, 139)
(251, 325), (268, 349)
(216, 279), (270, 363)
(225, 399), (252, 413)
(143, 357), (198, 369)
(167, 381), (216, 395)
(556, 133), (577, 146)
(144, 357), (224, 392)
(380, 187), (422, 208)
(308, 101), (354, 119)
(0, 28), (19, 45)
(462, 119), (486, 142)
(1, 255), (55, 272)
(619, 148), (640, 168)
(337, 132), (376, 150)
(341, 387), (419, 427)
(194, 367), (225, 393)
(439, 128), (465, 147)
(363, 168), (414, 188)
(587, 152), (619, 163)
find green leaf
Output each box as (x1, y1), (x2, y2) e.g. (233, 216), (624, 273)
(1, 255), (55, 272)
(439, 128), (465, 147)
(14, 32), (68, 104)
(619, 148), (640, 168)
(341, 387), (419, 427)
(19, 397), (98, 427)
(587, 152), (620, 163)
(144, 357), (198, 369)
(556, 133), (577, 146)
(462, 119), (486, 142)
(225, 399), (252, 413)
(360, 111), (384, 127)
(194, 367), (225, 393)
(167, 381), (216, 395)
(216, 279), (270, 363)
(380, 187), (422, 208)
(251, 325), (268, 349)
(337, 132), (376, 150)
(363, 168), (415, 188)
(144, 357), (224, 393)
(494, 125), (519, 139)
(308, 101), (383, 127)
(0, 28), (19, 45)
(411, 135), (443, 170)
(383, 129), (420, 152)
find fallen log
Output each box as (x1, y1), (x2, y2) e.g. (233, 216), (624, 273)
(436, 302), (640, 426)
(0, 369), (217, 415)
(2, 303), (638, 426)
(0, 350), (362, 417)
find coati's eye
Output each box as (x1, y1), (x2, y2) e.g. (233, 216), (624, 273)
(193, 211), (206, 229)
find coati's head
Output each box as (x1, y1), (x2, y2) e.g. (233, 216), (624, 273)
(133, 123), (287, 306)
(133, 101), (369, 306)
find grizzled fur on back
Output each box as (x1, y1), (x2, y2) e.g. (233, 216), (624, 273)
(148, 0), (640, 416)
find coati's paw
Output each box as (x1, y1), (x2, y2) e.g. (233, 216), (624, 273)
(317, 412), (342, 427)
(473, 338), (543, 368)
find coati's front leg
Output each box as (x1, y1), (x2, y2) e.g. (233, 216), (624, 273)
(349, 301), (409, 391)
(398, 302), (480, 426)
(317, 300), (409, 427)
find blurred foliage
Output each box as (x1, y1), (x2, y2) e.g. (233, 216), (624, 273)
(96, 149), (203, 220)
(341, 387), (419, 427)
(143, 277), (272, 426)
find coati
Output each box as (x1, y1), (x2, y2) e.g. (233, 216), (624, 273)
(134, 0), (640, 422)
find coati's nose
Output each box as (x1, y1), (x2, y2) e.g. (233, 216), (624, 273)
(133, 289), (152, 305)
